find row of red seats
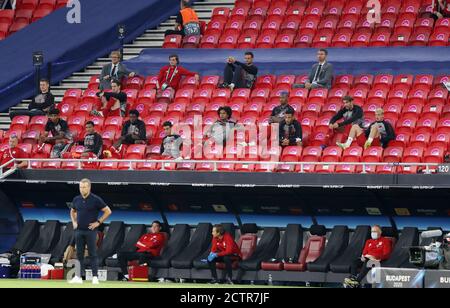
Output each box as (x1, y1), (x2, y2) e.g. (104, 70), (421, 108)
(164, 0), (447, 48)
(165, 17), (449, 48)
(0, 0), (65, 39)
(84, 73), (450, 95)
(2, 141), (445, 174)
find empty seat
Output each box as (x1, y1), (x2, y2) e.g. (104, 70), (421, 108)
(307, 225), (349, 272)
(150, 224), (190, 269)
(238, 227), (280, 272)
(284, 225), (326, 272)
(382, 227), (419, 268)
(9, 220), (40, 254)
(171, 223), (213, 269)
(330, 225), (371, 273)
(26, 220), (61, 254)
(49, 222), (75, 264)
(93, 221), (125, 266)
(261, 224), (303, 271)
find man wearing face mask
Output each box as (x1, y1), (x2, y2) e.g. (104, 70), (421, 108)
(344, 225), (392, 288)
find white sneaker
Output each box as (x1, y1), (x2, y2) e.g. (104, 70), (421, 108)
(92, 276), (100, 285)
(68, 276), (83, 284)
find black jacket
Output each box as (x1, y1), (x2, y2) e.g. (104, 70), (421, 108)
(121, 120), (147, 141)
(279, 120), (302, 146)
(330, 105), (364, 128)
(365, 120), (395, 148)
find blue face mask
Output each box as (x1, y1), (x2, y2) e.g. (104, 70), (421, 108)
(371, 232), (379, 240)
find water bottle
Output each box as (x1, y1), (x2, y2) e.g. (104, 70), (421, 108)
(268, 274), (273, 286)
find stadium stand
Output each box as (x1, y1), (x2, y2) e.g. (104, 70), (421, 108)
(0, 0), (450, 289)
(163, 0), (449, 49)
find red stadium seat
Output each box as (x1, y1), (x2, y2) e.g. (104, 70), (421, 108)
(284, 232), (325, 271)
(199, 34), (219, 48)
(423, 146), (445, 163)
(383, 146), (404, 162)
(211, 88), (231, 105)
(280, 16), (301, 35)
(294, 33), (314, 48)
(237, 34), (258, 49)
(337, 14), (359, 32)
(224, 19), (245, 37)
(10, 115), (30, 131)
(143, 76), (158, 90)
(396, 115), (418, 134)
(104, 116), (124, 131)
(274, 33), (295, 48)
(286, 2), (307, 18)
(437, 117), (450, 134)
(403, 145), (425, 163)
(428, 30), (449, 47)
(342, 146), (363, 162)
(205, 19), (225, 37)
(409, 30), (431, 46)
(410, 132), (431, 147)
(210, 7), (230, 24)
(218, 33), (238, 48)
(331, 31), (352, 47)
(242, 19), (263, 37)
(28, 116), (48, 131)
(162, 35), (182, 48)
(174, 89), (194, 105)
(369, 30), (391, 47)
(390, 29), (412, 46)
(430, 132), (450, 149)
(230, 88), (251, 105)
(199, 75), (220, 91)
(414, 17), (434, 33)
(299, 15), (321, 37)
(22, 129), (41, 145)
(0, 10), (14, 24)
(186, 101), (206, 115)
(435, 18), (450, 32)
(136, 89), (156, 105)
(351, 30), (372, 47)
(413, 74), (433, 91)
(32, 8), (53, 22)
(124, 144), (146, 159)
(192, 88), (212, 105)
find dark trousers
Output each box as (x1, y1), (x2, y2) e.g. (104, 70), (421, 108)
(350, 259), (371, 283)
(118, 251), (153, 275)
(10, 109), (46, 119)
(75, 230), (99, 277)
(224, 64), (246, 88)
(208, 255), (233, 280)
(165, 29), (184, 37)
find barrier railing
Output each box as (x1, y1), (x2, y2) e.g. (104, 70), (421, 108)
(0, 158), (442, 175)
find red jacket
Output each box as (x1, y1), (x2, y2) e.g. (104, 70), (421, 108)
(158, 65), (196, 90)
(211, 233), (242, 258)
(362, 237), (392, 261)
(0, 147), (28, 169)
(135, 232), (166, 256)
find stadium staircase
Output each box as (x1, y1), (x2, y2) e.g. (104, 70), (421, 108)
(0, 0), (235, 130)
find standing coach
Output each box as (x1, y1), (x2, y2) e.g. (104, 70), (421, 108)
(69, 178), (112, 284)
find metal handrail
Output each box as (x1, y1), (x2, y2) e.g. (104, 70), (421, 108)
(3, 158), (442, 174)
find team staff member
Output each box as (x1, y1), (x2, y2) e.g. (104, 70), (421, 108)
(40, 108), (72, 158)
(164, 0), (201, 37)
(432, 0), (450, 19)
(69, 179), (112, 285)
(157, 54), (199, 91)
(337, 108), (395, 150)
(117, 221), (166, 281)
(207, 224), (242, 285)
(0, 135), (28, 169)
(344, 225), (392, 288)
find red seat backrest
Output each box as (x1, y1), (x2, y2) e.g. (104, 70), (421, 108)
(298, 235), (326, 265)
(237, 234), (257, 261)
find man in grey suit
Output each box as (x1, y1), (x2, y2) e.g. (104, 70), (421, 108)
(294, 49), (334, 89)
(99, 51), (136, 90)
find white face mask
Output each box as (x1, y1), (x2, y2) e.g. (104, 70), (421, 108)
(371, 232), (379, 240)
